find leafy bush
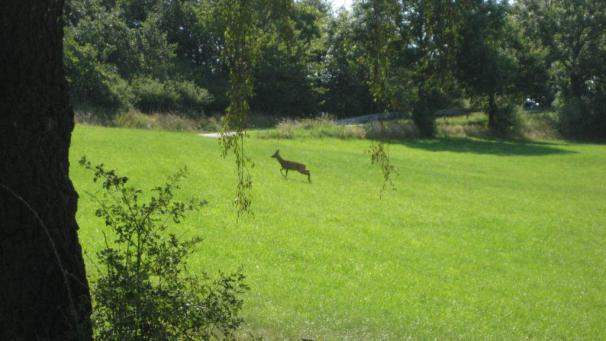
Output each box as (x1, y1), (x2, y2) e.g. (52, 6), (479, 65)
(515, 111), (560, 140)
(168, 80), (214, 115)
(154, 114), (200, 132)
(113, 110), (152, 129)
(131, 77), (175, 113)
(64, 34), (133, 111)
(131, 77), (213, 115)
(558, 94), (606, 139)
(79, 158), (247, 340)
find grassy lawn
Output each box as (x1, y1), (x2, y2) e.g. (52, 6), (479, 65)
(71, 125), (606, 340)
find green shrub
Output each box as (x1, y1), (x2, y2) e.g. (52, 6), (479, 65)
(155, 114), (198, 132)
(131, 77), (213, 115)
(64, 35), (133, 111)
(167, 80), (214, 115)
(558, 94), (606, 139)
(113, 110), (152, 129)
(197, 115), (224, 132)
(131, 77), (176, 113)
(510, 110), (557, 140)
(79, 158), (248, 340)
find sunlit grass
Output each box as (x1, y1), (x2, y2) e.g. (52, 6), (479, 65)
(71, 125), (606, 340)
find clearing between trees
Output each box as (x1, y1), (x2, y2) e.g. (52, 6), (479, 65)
(71, 125), (606, 340)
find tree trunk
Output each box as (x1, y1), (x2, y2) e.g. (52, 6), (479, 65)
(0, 1), (92, 340)
(569, 69), (584, 98)
(487, 93), (497, 130)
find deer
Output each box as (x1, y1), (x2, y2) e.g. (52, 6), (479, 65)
(271, 150), (311, 183)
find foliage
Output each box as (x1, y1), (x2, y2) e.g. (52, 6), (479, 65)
(79, 157), (247, 340)
(514, 0), (606, 138)
(321, 11), (377, 118)
(352, 0), (402, 193)
(367, 142), (396, 196)
(455, 0), (522, 134)
(217, 0), (261, 217)
(63, 0), (211, 115)
(64, 32), (133, 110)
(131, 77), (213, 115)
(63, 0), (606, 139)
(249, 0), (328, 117)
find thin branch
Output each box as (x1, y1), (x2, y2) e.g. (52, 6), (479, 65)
(0, 182), (81, 333)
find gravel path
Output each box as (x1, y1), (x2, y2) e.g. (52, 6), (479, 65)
(198, 132), (236, 138)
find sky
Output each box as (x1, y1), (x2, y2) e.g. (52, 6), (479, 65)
(330, 0), (353, 11)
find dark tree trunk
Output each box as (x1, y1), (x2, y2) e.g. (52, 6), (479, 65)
(0, 1), (92, 340)
(487, 93), (497, 130)
(569, 69), (584, 98)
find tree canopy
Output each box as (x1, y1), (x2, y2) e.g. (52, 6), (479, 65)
(64, 0), (606, 137)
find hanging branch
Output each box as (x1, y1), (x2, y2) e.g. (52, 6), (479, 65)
(218, 0), (292, 216)
(367, 142), (397, 196)
(219, 0), (258, 217)
(364, 0), (399, 196)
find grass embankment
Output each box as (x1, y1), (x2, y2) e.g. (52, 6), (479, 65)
(71, 125), (606, 340)
(255, 112), (561, 141)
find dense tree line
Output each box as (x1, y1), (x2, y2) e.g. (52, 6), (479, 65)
(65, 0), (605, 137)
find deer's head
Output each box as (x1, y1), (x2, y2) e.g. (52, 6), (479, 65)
(271, 150), (280, 158)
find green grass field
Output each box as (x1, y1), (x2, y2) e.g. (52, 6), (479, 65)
(71, 125), (606, 340)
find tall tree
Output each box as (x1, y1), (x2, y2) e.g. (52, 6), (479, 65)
(351, 0), (463, 136)
(322, 10), (377, 117)
(456, 0), (520, 133)
(0, 1), (92, 339)
(515, 0), (606, 137)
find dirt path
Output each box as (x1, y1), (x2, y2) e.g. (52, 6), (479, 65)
(198, 132), (236, 138)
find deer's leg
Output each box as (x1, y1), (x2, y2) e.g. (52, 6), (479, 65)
(299, 169), (311, 182)
(285, 169), (289, 178)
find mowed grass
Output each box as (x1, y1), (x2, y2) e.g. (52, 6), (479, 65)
(70, 125), (606, 340)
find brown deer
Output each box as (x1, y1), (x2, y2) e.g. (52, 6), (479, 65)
(271, 150), (311, 182)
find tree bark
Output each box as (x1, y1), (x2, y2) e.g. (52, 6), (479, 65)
(487, 93), (497, 130)
(0, 1), (92, 340)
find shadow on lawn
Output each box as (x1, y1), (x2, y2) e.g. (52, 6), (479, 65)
(395, 138), (576, 156)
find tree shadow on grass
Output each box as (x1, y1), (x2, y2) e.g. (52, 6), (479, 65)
(394, 138), (576, 156)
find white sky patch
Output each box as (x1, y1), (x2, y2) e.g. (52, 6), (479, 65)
(330, 0), (353, 11)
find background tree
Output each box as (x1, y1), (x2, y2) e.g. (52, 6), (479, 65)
(456, 0), (521, 133)
(515, 0), (606, 138)
(251, 0), (329, 117)
(321, 10), (377, 117)
(64, 0), (212, 115)
(350, 0), (464, 136)
(0, 0), (92, 339)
